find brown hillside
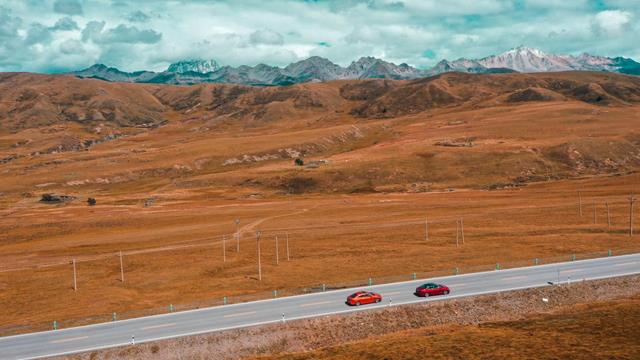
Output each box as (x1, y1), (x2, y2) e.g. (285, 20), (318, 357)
(1, 71), (640, 198)
(351, 71), (640, 117)
(0, 73), (166, 130)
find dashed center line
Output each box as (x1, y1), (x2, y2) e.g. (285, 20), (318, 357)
(502, 275), (527, 281)
(49, 336), (88, 344)
(141, 323), (175, 330)
(384, 291), (403, 296)
(563, 268), (585, 273)
(614, 262), (636, 267)
(299, 300), (332, 308)
(223, 311), (256, 318)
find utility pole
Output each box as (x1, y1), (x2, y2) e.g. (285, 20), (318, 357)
(455, 219), (459, 247)
(425, 216), (429, 241)
(630, 195), (637, 237)
(119, 251), (124, 283)
(235, 219), (240, 252)
(460, 218), (465, 244)
(275, 235), (279, 265)
(606, 201), (611, 232)
(593, 200), (597, 224)
(256, 230), (262, 281)
(578, 191), (583, 217)
(286, 232), (290, 261)
(72, 259), (77, 291)
(222, 234), (226, 263)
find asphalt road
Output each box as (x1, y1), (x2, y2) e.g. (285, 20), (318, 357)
(2, 253), (639, 360)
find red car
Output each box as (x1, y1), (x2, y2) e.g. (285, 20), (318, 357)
(415, 283), (450, 297)
(346, 291), (382, 306)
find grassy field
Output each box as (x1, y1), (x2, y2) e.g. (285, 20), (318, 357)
(1, 72), (640, 334)
(1, 173), (639, 333)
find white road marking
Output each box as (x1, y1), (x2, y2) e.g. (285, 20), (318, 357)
(614, 262), (636, 267)
(141, 323), (175, 330)
(562, 268), (585, 273)
(299, 301), (332, 308)
(384, 291), (403, 296)
(49, 336), (88, 344)
(223, 311), (256, 318)
(502, 275), (527, 281)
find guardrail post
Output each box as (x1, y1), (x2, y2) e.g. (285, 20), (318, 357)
(322, 284), (326, 292)
(53, 320), (57, 330)
(608, 249), (612, 257)
(571, 254), (576, 261)
(112, 312), (117, 321)
(412, 272), (416, 280)
(496, 263), (501, 270)
(169, 304), (174, 312)
(273, 290), (278, 298)
(223, 296), (228, 305)
(534, 258), (539, 265)
(368, 277), (373, 286)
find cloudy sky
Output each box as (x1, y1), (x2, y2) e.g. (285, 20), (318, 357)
(0, 0), (638, 73)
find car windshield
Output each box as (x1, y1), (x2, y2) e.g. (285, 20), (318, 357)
(421, 283), (435, 288)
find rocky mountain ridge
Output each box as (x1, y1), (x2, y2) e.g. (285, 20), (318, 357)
(69, 47), (640, 86)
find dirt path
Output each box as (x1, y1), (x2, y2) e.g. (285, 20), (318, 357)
(238, 207), (311, 236)
(0, 206), (313, 273)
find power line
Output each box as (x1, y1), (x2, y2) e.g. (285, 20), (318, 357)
(256, 230), (262, 281)
(2, 195), (635, 273)
(630, 194), (637, 237)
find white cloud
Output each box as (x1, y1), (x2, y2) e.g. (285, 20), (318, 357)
(81, 22), (161, 44)
(592, 9), (632, 35)
(396, 0), (511, 15)
(126, 10), (150, 23)
(59, 39), (85, 54)
(452, 34), (480, 45)
(51, 17), (79, 31)
(249, 29), (284, 45)
(0, 1), (637, 73)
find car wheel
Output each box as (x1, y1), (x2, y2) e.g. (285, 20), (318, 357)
(355, 302), (361, 306)
(375, 298), (381, 303)
(444, 290), (449, 295)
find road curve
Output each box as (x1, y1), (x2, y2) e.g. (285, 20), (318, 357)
(1, 253), (639, 360)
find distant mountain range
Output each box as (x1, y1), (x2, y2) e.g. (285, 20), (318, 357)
(71, 46), (640, 86)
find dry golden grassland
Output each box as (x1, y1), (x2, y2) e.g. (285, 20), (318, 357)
(1, 71), (639, 334)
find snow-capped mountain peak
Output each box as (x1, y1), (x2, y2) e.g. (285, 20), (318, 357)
(505, 46), (547, 57)
(166, 59), (220, 74)
(477, 46), (574, 72)
(71, 47), (640, 86)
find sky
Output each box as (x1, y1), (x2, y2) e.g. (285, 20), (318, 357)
(0, 0), (638, 73)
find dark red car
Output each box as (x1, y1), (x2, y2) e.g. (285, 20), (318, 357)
(346, 291), (382, 306)
(415, 283), (450, 297)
